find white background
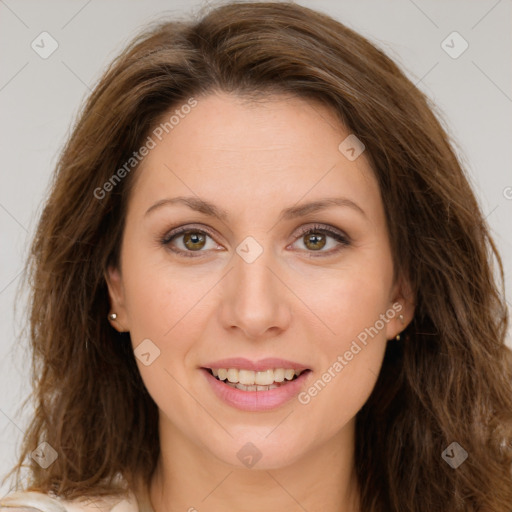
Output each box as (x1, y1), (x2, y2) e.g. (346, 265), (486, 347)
(0, 0), (511, 493)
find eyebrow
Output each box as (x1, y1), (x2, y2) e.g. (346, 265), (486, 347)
(145, 195), (366, 221)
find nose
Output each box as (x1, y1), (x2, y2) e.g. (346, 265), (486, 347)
(218, 246), (292, 340)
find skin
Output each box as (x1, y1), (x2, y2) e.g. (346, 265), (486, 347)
(106, 92), (414, 512)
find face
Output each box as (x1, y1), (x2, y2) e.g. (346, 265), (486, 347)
(106, 92), (413, 470)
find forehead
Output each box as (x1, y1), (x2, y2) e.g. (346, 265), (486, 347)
(128, 92), (381, 221)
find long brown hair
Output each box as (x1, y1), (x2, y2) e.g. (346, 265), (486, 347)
(4, 2), (512, 510)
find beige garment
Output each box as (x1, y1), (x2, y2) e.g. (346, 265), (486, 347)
(0, 486), (154, 512)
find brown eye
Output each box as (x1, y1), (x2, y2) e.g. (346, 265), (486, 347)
(291, 224), (351, 256)
(182, 231), (207, 251)
(303, 232), (327, 251)
(162, 227), (220, 258)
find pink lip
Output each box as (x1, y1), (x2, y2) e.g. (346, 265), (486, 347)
(201, 368), (312, 412)
(201, 357), (309, 372)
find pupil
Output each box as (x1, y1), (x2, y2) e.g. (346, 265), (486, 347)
(306, 233), (326, 250)
(184, 232), (205, 250)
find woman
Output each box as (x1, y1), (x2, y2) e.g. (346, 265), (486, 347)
(1, 2), (511, 511)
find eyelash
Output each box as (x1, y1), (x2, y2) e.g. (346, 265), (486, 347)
(161, 223), (351, 258)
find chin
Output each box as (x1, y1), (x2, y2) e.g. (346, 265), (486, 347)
(205, 433), (308, 471)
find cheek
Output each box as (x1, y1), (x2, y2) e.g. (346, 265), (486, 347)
(121, 256), (211, 424)
(297, 309), (389, 435)
(296, 257), (394, 346)
(293, 253), (392, 420)
(121, 248), (217, 381)
(297, 347), (386, 446)
(121, 246), (205, 337)
(123, 273), (169, 342)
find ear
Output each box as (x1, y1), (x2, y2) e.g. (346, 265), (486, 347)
(385, 274), (415, 341)
(105, 265), (130, 332)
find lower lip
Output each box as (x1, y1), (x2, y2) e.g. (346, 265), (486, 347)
(202, 369), (311, 412)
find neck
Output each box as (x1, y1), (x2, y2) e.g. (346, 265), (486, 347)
(147, 415), (360, 512)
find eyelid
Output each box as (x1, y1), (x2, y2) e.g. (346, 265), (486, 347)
(293, 223), (350, 242)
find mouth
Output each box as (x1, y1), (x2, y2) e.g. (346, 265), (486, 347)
(204, 367), (310, 391)
(200, 358), (312, 411)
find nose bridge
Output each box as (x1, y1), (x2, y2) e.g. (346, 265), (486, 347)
(235, 246), (276, 298)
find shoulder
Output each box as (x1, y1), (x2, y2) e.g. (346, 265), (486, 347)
(0, 491), (66, 512)
(0, 490), (140, 512)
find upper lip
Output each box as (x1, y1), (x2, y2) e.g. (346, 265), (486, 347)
(202, 357), (310, 372)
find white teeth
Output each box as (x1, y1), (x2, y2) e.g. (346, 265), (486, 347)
(284, 369), (295, 380)
(273, 368), (285, 382)
(231, 382), (280, 391)
(255, 369), (274, 386)
(209, 367), (305, 387)
(227, 369), (238, 383)
(238, 369), (255, 385)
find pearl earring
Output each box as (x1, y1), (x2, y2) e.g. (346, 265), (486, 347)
(108, 313), (117, 321)
(395, 314), (405, 340)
